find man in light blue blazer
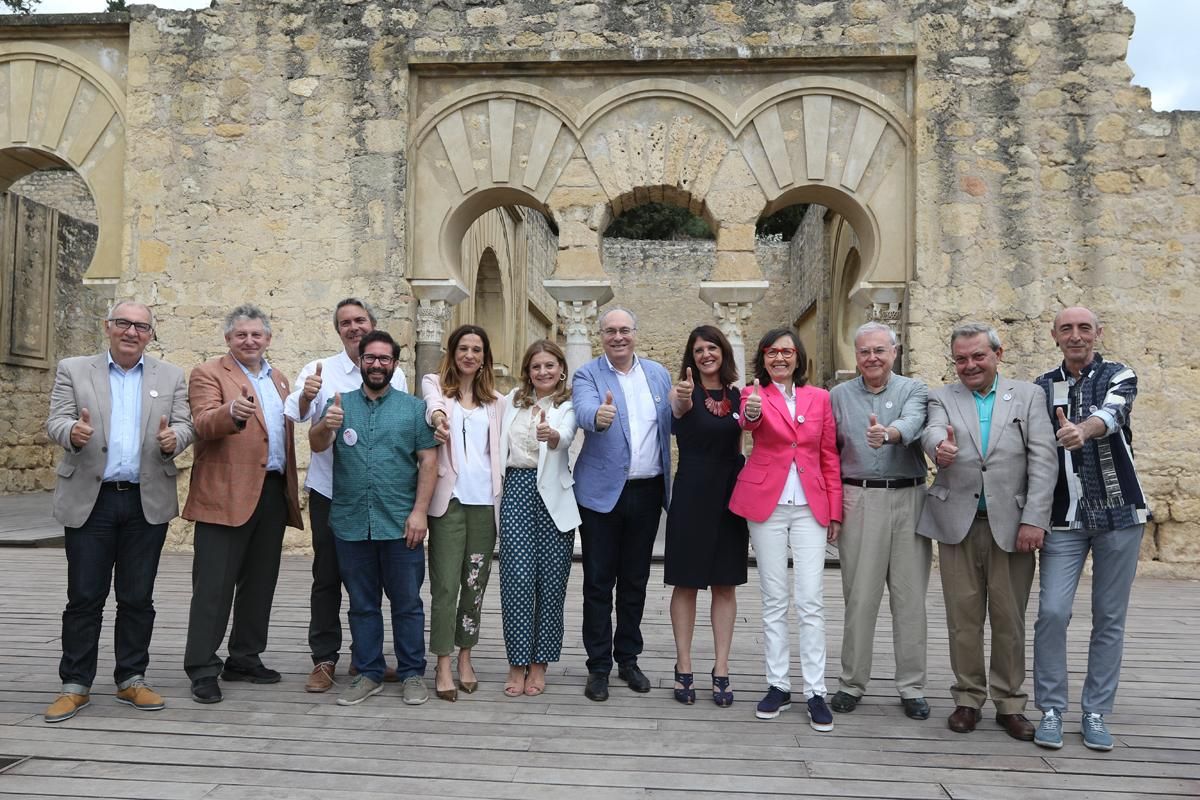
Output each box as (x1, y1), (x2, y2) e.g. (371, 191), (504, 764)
(573, 307), (672, 702)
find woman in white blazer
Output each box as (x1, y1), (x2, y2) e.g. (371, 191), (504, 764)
(422, 325), (505, 702)
(497, 340), (580, 697)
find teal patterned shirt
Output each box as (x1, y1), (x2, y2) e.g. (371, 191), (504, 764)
(326, 387), (438, 541)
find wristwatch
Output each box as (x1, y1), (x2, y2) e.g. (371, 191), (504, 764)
(882, 428), (892, 444)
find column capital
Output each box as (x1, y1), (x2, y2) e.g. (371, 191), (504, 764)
(557, 299), (600, 340)
(415, 298), (453, 345)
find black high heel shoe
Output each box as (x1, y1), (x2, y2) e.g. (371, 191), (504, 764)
(712, 669), (733, 707)
(673, 665), (695, 705)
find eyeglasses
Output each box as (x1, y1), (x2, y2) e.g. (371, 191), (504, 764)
(601, 327), (636, 337)
(108, 318), (153, 334)
(856, 347), (892, 358)
(763, 347), (797, 358)
(361, 354), (394, 366)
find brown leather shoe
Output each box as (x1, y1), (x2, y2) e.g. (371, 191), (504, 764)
(948, 705), (981, 733)
(305, 661), (336, 693)
(45, 692), (89, 723)
(115, 681), (165, 711)
(997, 713), (1036, 741)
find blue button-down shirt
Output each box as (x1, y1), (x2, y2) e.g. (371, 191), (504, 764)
(236, 358), (286, 473)
(102, 353), (144, 482)
(973, 375), (998, 510)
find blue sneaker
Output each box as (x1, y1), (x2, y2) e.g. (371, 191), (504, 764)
(807, 695), (834, 731)
(755, 686), (791, 720)
(1034, 708), (1063, 749)
(1081, 712), (1113, 751)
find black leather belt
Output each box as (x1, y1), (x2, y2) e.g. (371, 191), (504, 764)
(101, 480), (138, 492)
(841, 477), (923, 489)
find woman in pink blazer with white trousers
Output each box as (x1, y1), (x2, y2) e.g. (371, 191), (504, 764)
(729, 328), (842, 731)
(422, 325), (505, 702)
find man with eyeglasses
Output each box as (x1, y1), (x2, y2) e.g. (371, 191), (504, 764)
(309, 330), (438, 707)
(183, 304), (303, 704)
(828, 322), (932, 721)
(284, 298), (409, 692)
(572, 307), (673, 701)
(44, 300), (195, 723)
(917, 322), (1056, 740)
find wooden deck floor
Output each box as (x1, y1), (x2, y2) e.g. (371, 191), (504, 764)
(0, 548), (1197, 799)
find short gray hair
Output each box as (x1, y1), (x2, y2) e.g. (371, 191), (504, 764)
(598, 306), (638, 331)
(854, 321), (897, 346)
(333, 297), (377, 332)
(107, 299), (154, 327)
(223, 304), (272, 336)
(950, 321), (1001, 351)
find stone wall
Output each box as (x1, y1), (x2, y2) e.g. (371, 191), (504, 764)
(3, 0), (1195, 566)
(7, 171), (97, 226)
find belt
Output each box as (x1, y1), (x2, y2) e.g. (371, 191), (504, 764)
(101, 480), (139, 492)
(841, 477), (923, 489)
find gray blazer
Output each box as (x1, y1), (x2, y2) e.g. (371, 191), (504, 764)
(916, 376), (1056, 552)
(46, 353), (194, 528)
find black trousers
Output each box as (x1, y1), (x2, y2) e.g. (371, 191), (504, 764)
(184, 474), (287, 681)
(307, 490), (343, 664)
(578, 478), (664, 674)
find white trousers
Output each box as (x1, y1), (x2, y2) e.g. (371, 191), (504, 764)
(749, 503), (828, 697)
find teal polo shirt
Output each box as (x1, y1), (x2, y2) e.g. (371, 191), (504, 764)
(973, 375), (998, 510)
(326, 387), (438, 541)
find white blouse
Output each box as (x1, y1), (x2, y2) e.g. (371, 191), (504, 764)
(451, 402), (494, 506)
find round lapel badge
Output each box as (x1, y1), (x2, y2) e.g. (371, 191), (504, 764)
(343, 428), (358, 446)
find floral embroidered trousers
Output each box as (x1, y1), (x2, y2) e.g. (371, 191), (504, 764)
(428, 499), (496, 655)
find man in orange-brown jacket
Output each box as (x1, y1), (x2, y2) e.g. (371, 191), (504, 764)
(183, 304), (302, 704)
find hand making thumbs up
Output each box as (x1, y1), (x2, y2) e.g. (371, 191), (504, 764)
(432, 407), (451, 445)
(156, 414), (177, 454)
(535, 407), (559, 447)
(231, 384), (256, 422)
(70, 407), (94, 448)
(1055, 407), (1086, 451)
(866, 412), (889, 449)
(324, 392), (344, 429)
(302, 361), (324, 402)
(596, 390), (617, 430)
(935, 423), (958, 467)
(744, 379), (762, 420)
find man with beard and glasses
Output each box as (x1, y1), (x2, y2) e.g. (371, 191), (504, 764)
(285, 298), (409, 692)
(310, 330), (438, 707)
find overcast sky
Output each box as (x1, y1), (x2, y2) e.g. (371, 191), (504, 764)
(28, 0), (1200, 111)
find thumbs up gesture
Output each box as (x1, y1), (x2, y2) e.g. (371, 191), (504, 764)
(432, 408), (451, 445)
(231, 384), (256, 422)
(1055, 406), (1086, 451)
(935, 423), (958, 467)
(674, 367), (695, 403)
(595, 390), (617, 430)
(156, 414), (177, 455)
(535, 407), (559, 447)
(302, 361), (323, 402)
(744, 379), (762, 421)
(70, 407), (94, 448)
(324, 393), (344, 429)
(866, 412), (888, 449)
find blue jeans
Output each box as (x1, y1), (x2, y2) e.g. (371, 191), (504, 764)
(334, 536), (426, 683)
(61, 484), (167, 689)
(1033, 525), (1143, 715)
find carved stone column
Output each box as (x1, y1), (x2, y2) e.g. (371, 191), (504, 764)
(410, 278), (467, 380)
(699, 281), (768, 386)
(849, 283), (907, 369)
(544, 279), (614, 376)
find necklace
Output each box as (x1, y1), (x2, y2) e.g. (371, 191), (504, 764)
(703, 388), (731, 417)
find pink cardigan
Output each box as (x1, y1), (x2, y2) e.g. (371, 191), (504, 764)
(728, 382), (842, 525)
(420, 374), (505, 525)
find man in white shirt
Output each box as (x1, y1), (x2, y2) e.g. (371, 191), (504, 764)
(285, 298), (409, 692)
(572, 308), (673, 702)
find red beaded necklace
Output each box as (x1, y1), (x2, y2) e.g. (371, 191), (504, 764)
(703, 388), (731, 417)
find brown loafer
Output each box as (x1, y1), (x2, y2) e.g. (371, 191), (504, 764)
(997, 713), (1036, 741)
(948, 705), (981, 733)
(305, 661), (336, 693)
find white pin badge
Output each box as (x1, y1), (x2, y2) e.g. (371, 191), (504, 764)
(1089, 404), (1098, 413)
(885, 400), (894, 409)
(1002, 393), (1012, 401)
(796, 415), (805, 424)
(149, 390), (159, 398)
(343, 428), (358, 446)
(732, 412), (740, 420)
(655, 396), (662, 403)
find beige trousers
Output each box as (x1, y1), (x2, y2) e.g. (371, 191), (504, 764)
(938, 515), (1035, 714)
(837, 484), (930, 699)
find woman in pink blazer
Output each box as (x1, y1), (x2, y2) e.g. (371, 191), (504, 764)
(729, 328), (842, 730)
(422, 325), (505, 702)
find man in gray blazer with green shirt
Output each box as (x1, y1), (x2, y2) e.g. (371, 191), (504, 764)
(918, 322), (1056, 741)
(44, 300), (194, 723)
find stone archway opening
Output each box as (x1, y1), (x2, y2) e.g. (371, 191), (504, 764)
(0, 151), (103, 371)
